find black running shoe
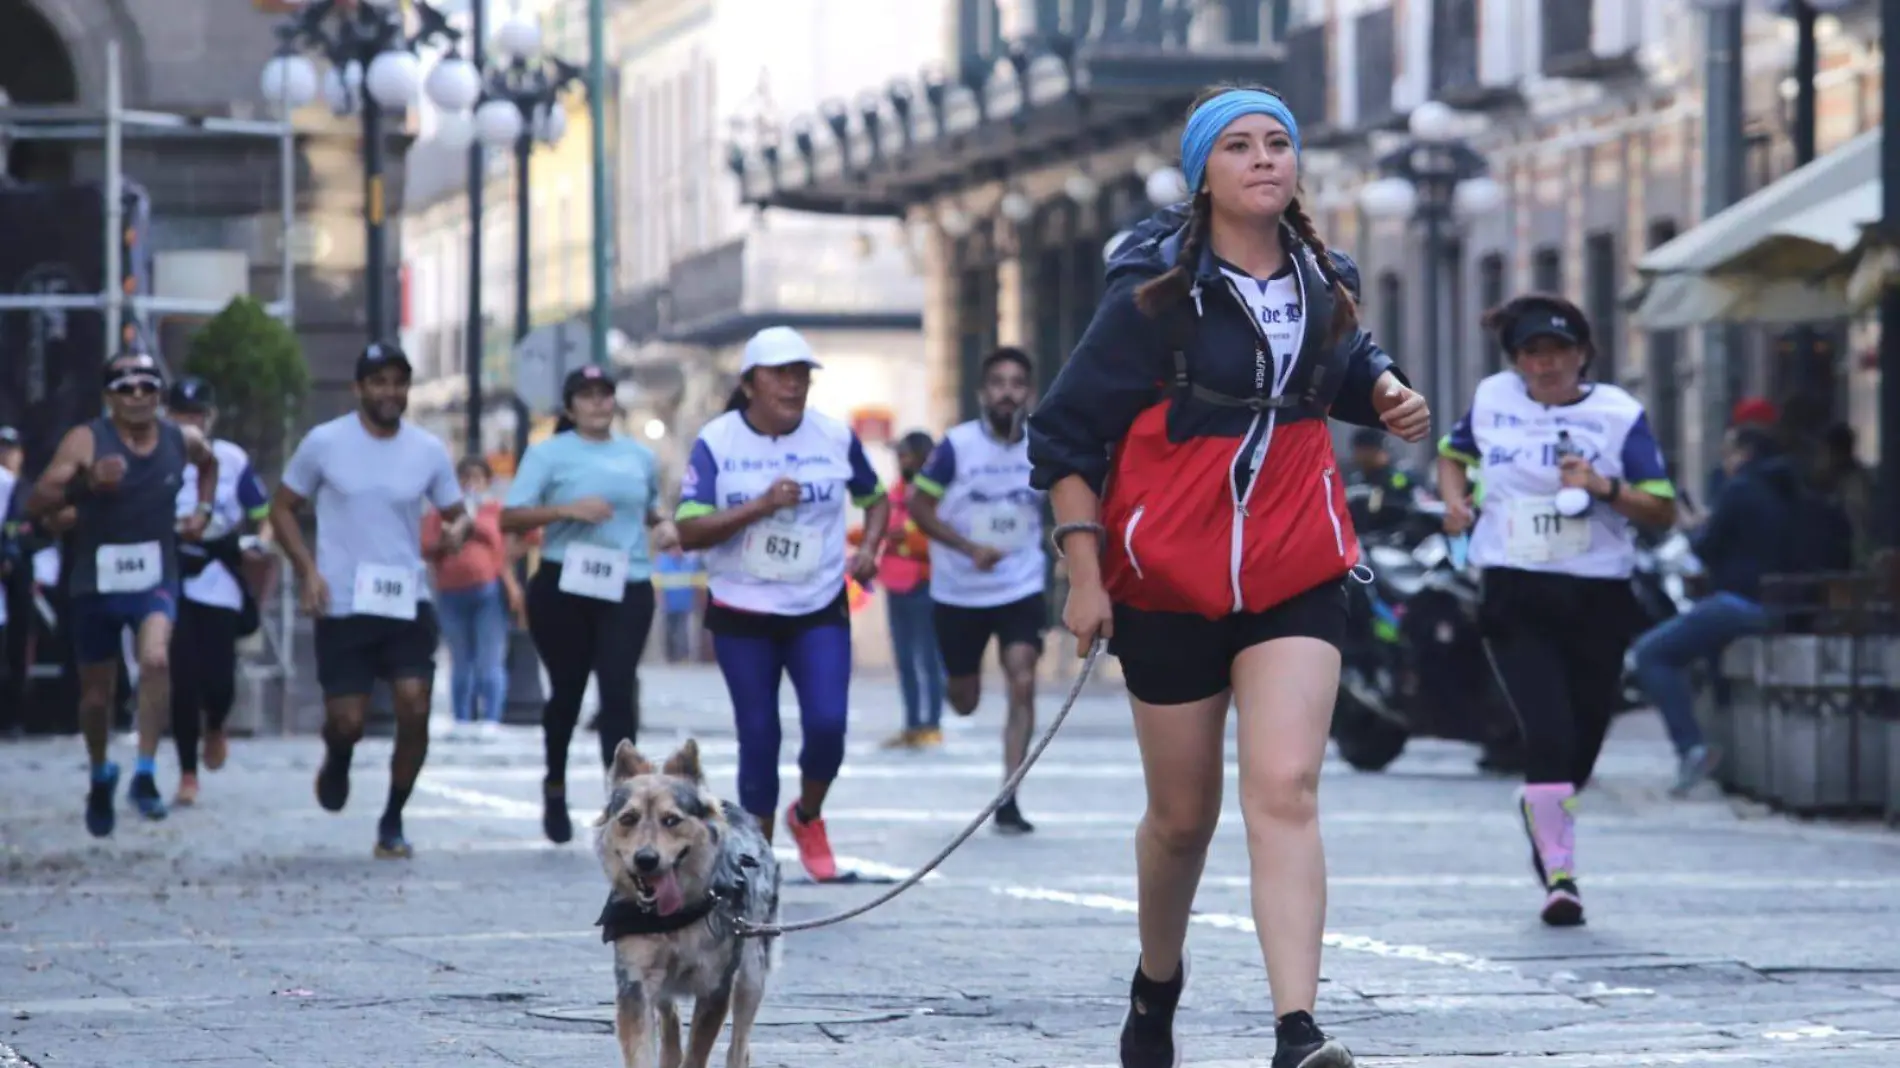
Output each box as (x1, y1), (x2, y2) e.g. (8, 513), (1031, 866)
(1119, 954), (1187, 1068)
(543, 780), (573, 844)
(993, 798), (1035, 836)
(315, 747), (351, 812)
(85, 763), (120, 838)
(374, 817), (413, 860)
(1272, 1010), (1354, 1068)
(128, 772), (168, 821)
(1541, 878), (1585, 927)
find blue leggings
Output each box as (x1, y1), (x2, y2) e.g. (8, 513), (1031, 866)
(714, 624), (852, 818)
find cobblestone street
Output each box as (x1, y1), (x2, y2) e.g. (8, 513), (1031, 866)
(4, 663), (1900, 1066)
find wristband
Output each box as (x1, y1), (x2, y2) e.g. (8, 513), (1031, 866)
(1049, 521), (1105, 559)
(1595, 477), (1622, 503)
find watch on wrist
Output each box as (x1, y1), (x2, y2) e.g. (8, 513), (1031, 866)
(1596, 477), (1621, 503)
(195, 500), (214, 517)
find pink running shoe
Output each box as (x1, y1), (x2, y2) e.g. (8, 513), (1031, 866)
(785, 802), (838, 882)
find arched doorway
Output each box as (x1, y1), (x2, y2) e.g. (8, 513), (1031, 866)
(0, 0), (79, 182)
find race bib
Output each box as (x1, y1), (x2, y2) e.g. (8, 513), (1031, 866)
(741, 516), (821, 583)
(970, 501), (1035, 554)
(96, 542), (161, 594)
(559, 543), (629, 601)
(1504, 497), (1591, 566)
(353, 563), (418, 620)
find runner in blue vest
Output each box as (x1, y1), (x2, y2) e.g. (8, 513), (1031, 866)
(908, 346), (1047, 834)
(675, 326), (888, 882)
(27, 353), (220, 835)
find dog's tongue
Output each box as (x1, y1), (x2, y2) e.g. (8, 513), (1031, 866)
(652, 871), (686, 916)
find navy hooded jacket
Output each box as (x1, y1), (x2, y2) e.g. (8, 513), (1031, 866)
(1026, 204), (1410, 620)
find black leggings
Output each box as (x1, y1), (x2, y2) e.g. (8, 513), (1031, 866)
(526, 563), (657, 785)
(1478, 567), (1641, 788)
(171, 598), (240, 774)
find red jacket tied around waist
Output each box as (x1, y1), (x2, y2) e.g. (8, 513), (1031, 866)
(1026, 207), (1412, 620)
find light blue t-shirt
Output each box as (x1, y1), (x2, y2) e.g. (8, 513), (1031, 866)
(505, 430), (661, 581)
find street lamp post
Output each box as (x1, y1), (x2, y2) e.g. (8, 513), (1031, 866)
(1358, 102), (1506, 426)
(260, 0), (480, 344)
(474, 16), (583, 353)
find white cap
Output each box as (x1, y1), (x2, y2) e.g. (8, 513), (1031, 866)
(740, 326), (823, 373)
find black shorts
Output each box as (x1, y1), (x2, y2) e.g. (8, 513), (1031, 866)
(934, 593), (1047, 677)
(1111, 579), (1348, 706)
(313, 603), (440, 699)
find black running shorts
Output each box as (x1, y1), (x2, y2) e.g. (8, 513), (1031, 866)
(933, 592), (1048, 677)
(313, 603), (440, 699)
(1110, 578), (1348, 706)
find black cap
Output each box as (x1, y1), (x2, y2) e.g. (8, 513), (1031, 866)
(167, 376), (216, 412)
(1503, 301), (1585, 354)
(103, 352), (165, 390)
(561, 364), (614, 406)
(355, 341), (413, 382)
(0, 426), (19, 447)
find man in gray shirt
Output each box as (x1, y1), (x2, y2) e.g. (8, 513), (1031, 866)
(270, 343), (471, 859)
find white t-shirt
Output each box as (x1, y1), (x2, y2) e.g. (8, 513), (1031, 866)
(1442, 373), (1675, 580)
(914, 419), (1046, 608)
(174, 439), (270, 611)
(1218, 264), (1306, 491)
(678, 409), (884, 617)
(280, 415), (461, 618)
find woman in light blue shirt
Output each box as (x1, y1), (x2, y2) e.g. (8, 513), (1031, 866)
(501, 365), (679, 844)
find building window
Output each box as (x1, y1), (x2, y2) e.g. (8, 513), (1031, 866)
(1585, 231), (1617, 384)
(1531, 246), (1561, 293)
(1478, 252), (1506, 373)
(1376, 271), (1403, 366)
(1646, 219), (1682, 468)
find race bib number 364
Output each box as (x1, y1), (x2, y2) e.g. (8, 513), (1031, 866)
(96, 541), (162, 594)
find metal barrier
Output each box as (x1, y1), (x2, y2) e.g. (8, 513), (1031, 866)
(1711, 572), (1900, 822)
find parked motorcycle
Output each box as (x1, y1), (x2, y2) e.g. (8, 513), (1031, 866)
(1331, 485), (1524, 774)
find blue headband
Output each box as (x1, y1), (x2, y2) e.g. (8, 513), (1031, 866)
(1179, 89), (1301, 198)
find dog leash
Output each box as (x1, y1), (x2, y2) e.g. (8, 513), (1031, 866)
(734, 636), (1105, 938)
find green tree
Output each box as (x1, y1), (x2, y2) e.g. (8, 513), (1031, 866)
(181, 296), (309, 477)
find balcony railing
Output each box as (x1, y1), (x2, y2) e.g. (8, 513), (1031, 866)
(1278, 20), (1330, 137)
(1354, 5), (1396, 129)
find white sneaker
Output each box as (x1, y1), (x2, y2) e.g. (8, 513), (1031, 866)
(478, 721), (502, 742)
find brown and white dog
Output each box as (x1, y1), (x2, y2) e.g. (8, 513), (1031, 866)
(594, 739), (781, 1068)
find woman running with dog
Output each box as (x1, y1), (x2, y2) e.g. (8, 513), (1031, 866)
(675, 326), (888, 883)
(502, 364), (677, 845)
(1028, 85), (1430, 1068)
(1437, 294), (1676, 927)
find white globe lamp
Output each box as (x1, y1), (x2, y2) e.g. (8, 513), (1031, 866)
(494, 16), (542, 60)
(365, 49), (422, 108)
(1358, 176), (1419, 220)
(475, 98), (524, 148)
(1407, 100), (1458, 143)
(1145, 165), (1188, 206)
(1063, 172), (1100, 205)
(425, 54), (482, 111)
(1453, 175), (1506, 218)
(260, 54), (319, 110)
(999, 190), (1033, 223)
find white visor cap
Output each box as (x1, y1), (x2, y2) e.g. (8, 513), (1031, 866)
(740, 326), (824, 373)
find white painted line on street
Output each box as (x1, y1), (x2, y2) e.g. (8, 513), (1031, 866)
(1013, 872), (1900, 892)
(995, 886), (1527, 978)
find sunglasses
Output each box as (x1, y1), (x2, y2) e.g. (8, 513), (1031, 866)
(109, 380), (160, 397)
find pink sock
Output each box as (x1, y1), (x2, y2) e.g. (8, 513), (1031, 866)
(1522, 783), (1577, 884)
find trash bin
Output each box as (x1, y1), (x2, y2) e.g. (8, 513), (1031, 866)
(1722, 637), (1768, 800)
(1758, 574), (1896, 818)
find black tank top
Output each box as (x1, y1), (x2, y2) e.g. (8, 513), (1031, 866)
(70, 417), (186, 596)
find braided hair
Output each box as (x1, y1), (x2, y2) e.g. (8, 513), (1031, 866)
(1132, 83), (1360, 346)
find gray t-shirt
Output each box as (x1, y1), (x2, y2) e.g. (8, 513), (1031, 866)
(281, 414), (461, 618)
